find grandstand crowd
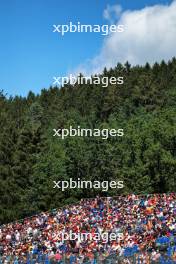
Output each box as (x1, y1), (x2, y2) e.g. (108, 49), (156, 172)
(0, 193), (176, 263)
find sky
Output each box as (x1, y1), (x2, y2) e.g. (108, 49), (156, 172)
(0, 0), (175, 97)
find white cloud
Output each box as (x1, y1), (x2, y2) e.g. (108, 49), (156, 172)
(103, 4), (122, 23)
(73, 1), (176, 75)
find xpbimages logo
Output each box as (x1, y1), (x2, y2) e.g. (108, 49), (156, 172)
(53, 74), (124, 87)
(59, 230), (123, 243)
(53, 22), (124, 36)
(53, 178), (124, 191)
(53, 126), (124, 139)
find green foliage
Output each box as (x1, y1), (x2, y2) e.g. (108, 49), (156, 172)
(0, 59), (176, 224)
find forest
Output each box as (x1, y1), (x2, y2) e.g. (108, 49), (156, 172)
(0, 59), (176, 224)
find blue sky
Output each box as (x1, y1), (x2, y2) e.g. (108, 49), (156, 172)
(0, 0), (174, 97)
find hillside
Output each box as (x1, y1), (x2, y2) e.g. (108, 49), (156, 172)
(0, 59), (176, 223)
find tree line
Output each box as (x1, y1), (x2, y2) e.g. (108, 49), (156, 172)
(0, 59), (176, 224)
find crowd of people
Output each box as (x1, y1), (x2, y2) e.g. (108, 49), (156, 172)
(0, 193), (176, 263)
